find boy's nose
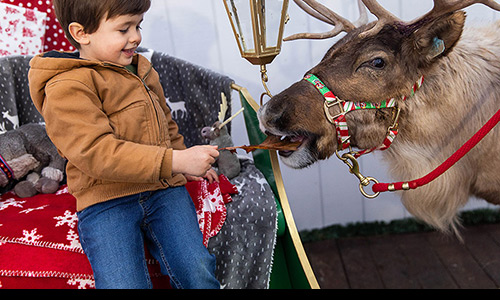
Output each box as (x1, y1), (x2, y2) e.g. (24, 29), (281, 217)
(130, 31), (141, 44)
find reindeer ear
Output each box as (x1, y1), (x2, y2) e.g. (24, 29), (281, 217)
(407, 11), (466, 67)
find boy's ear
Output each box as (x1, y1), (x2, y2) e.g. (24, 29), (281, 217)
(68, 22), (90, 45)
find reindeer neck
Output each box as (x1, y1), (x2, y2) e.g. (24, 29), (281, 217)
(391, 24), (500, 156)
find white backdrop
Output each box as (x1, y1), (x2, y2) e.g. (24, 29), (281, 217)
(140, 0), (500, 231)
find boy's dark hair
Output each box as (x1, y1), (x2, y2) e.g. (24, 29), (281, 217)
(53, 0), (151, 49)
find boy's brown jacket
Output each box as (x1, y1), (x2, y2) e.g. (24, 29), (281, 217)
(29, 51), (187, 211)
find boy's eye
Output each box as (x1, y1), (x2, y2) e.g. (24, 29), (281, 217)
(119, 26), (141, 33)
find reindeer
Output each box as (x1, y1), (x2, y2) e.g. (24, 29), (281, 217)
(258, 0), (500, 236)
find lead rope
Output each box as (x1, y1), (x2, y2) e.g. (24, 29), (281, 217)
(371, 107), (500, 195)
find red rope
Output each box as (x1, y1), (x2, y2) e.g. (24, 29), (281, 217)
(372, 108), (500, 194)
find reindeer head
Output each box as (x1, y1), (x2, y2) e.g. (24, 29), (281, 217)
(258, 0), (500, 169)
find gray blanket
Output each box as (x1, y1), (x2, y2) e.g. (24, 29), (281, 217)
(0, 52), (277, 289)
(0, 55), (44, 133)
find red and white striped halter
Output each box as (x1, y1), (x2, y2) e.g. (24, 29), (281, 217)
(304, 74), (424, 157)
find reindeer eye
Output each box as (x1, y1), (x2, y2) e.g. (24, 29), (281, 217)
(369, 57), (385, 69)
(357, 57), (386, 72)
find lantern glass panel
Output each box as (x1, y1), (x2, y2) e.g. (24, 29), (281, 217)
(225, 0), (256, 54)
(258, 0), (286, 52)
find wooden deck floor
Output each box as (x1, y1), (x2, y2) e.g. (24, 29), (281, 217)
(303, 223), (500, 289)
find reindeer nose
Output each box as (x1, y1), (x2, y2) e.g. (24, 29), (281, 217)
(258, 100), (278, 126)
(257, 103), (269, 129)
(257, 101), (280, 133)
(257, 103), (267, 122)
(258, 96), (291, 132)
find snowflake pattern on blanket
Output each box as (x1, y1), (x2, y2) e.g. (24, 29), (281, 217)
(0, 186), (83, 252)
(0, 186), (95, 289)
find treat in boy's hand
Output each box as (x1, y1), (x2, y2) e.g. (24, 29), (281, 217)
(220, 134), (302, 154)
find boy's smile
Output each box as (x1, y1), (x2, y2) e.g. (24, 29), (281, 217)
(76, 13), (144, 66)
(122, 47), (137, 58)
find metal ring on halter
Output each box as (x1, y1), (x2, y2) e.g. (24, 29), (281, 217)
(359, 177), (380, 199)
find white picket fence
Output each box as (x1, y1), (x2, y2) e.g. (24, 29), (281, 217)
(141, 0), (500, 231)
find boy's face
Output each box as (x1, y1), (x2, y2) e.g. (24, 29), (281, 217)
(79, 13), (144, 66)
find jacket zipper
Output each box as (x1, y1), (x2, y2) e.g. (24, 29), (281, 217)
(140, 67), (165, 145)
(105, 62), (164, 144)
(141, 77), (165, 145)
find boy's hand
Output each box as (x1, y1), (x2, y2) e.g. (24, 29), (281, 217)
(185, 168), (219, 184)
(172, 145), (219, 178)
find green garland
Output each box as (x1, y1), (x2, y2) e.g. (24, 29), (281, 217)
(299, 208), (500, 243)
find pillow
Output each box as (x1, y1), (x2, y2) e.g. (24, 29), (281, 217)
(0, 0), (74, 52)
(0, 2), (46, 57)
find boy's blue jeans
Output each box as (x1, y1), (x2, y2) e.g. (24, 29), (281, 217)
(76, 186), (220, 289)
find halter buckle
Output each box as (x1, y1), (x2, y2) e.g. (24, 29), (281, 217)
(323, 99), (346, 123)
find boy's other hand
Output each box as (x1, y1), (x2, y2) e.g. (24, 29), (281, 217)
(185, 168), (219, 184)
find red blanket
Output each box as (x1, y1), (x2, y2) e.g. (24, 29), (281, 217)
(0, 175), (237, 289)
(187, 175), (237, 247)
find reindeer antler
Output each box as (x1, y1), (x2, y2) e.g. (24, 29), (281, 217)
(287, 0), (500, 41)
(420, 0), (500, 22)
(417, 0), (500, 30)
(284, 0), (367, 41)
(361, 0), (500, 37)
(359, 0), (403, 38)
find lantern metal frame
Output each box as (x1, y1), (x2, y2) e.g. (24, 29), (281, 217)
(223, 0), (289, 101)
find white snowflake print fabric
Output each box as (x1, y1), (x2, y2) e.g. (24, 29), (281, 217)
(0, 185), (95, 289)
(0, 186), (82, 252)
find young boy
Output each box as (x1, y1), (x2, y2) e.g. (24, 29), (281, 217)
(28, 0), (220, 289)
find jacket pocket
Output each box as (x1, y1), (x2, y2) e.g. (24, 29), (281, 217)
(108, 102), (154, 144)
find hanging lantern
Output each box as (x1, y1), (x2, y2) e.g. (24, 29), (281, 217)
(223, 0), (289, 100)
